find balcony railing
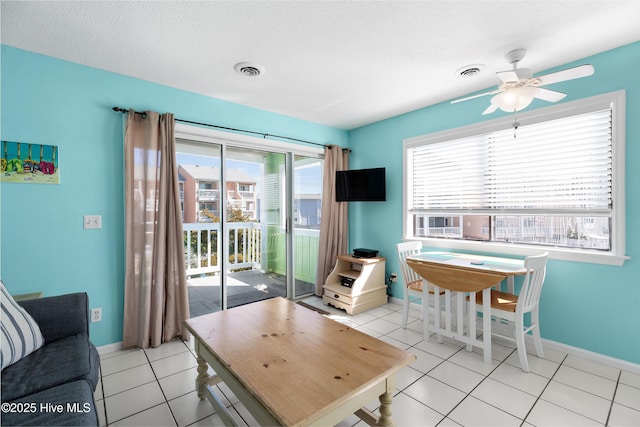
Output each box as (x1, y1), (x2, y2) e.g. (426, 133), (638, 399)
(198, 189), (219, 201)
(183, 222), (259, 276)
(183, 222), (320, 282)
(423, 227), (462, 237)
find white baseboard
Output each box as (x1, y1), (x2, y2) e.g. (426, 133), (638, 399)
(96, 341), (123, 355)
(389, 296), (640, 375)
(541, 339), (640, 375)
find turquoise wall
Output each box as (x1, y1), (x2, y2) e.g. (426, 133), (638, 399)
(348, 41), (640, 364)
(0, 45), (348, 347)
(2, 41), (639, 365)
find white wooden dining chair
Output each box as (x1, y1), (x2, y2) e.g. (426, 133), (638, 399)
(471, 252), (549, 372)
(397, 241), (425, 328)
(396, 241), (447, 328)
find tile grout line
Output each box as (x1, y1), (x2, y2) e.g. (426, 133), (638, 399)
(402, 334), (515, 426)
(181, 341), (249, 426)
(553, 360), (623, 405)
(440, 347), (518, 425)
(158, 341), (221, 427)
(100, 364), (157, 424)
(531, 353), (619, 425)
(396, 305), (636, 425)
(396, 322), (574, 426)
(519, 352), (566, 426)
(143, 347), (181, 427)
(97, 368), (108, 427)
(605, 370), (622, 427)
(103, 345), (191, 426)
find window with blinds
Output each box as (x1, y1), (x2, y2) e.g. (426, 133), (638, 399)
(403, 91), (625, 262)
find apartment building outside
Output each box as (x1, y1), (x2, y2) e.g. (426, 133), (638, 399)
(178, 164), (257, 223)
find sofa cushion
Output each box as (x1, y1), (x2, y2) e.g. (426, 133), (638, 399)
(1, 281), (45, 370)
(19, 293), (89, 343)
(0, 380), (98, 426)
(1, 334), (98, 402)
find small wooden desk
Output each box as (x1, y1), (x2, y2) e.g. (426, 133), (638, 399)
(184, 297), (416, 426)
(406, 252), (526, 363)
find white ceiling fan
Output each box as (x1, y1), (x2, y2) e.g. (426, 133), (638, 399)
(452, 49), (595, 115)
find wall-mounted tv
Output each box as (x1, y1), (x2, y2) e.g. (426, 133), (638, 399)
(335, 167), (386, 202)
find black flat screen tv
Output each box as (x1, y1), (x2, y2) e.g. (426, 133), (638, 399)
(335, 167), (386, 202)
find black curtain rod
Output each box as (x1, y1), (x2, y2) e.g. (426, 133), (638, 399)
(112, 107), (350, 152)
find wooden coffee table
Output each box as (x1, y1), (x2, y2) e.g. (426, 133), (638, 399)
(184, 297), (416, 426)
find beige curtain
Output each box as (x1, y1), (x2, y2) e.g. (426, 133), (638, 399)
(315, 145), (349, 295)
(123, 110), (190, 349)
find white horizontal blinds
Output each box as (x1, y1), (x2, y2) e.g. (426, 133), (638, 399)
(409, 107), (612, 215)
(411, 135), (487, 210)
(488, 109), (612, 212)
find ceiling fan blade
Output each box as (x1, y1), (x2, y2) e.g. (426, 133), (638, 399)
(534, 88), (567, 102)
(497, 68), (532, 83)
(536, 64), (594, 86)
(496, 70), (519, 83)
(451, 89), (502, 104)
(482, 103), (499, 115)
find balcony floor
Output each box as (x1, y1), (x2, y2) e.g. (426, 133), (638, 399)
(187, 270), (314, 317)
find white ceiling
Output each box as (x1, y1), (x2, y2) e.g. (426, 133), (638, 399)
(2, 1), (640, 130)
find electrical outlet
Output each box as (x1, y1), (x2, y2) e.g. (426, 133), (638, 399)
(390, 273), (398, 282)
(90, 308), (102, 323)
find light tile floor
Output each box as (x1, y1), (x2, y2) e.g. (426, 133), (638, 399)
(95, 298), (640, 427)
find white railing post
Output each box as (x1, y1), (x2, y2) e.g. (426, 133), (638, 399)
(183, 222), (222, 277)
(184, 222), (265, 277)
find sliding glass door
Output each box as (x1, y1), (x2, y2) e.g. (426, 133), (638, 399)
(293, 155), (323, 298)
(178, 142), (223, 317)
(177, 135), (322, 317)
(224, 147), (287, 309)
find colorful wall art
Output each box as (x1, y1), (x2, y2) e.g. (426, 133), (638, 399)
(1, 141), (59, 184)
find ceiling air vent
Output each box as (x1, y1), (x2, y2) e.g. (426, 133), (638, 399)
(455, 64), (485, 78)
(234, 62), (265, 77)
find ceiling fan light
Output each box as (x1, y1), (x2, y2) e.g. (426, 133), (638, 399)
(491, 87), (539, 113)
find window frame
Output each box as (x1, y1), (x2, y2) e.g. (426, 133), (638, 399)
(402, 90), (627, 266)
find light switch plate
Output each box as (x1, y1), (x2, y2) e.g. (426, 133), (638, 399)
(83, 215), (102, 229)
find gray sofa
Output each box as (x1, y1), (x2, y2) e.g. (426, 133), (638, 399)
(1, 293), (101, 426)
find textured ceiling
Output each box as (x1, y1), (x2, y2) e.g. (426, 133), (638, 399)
(2, 1), (640, 129)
